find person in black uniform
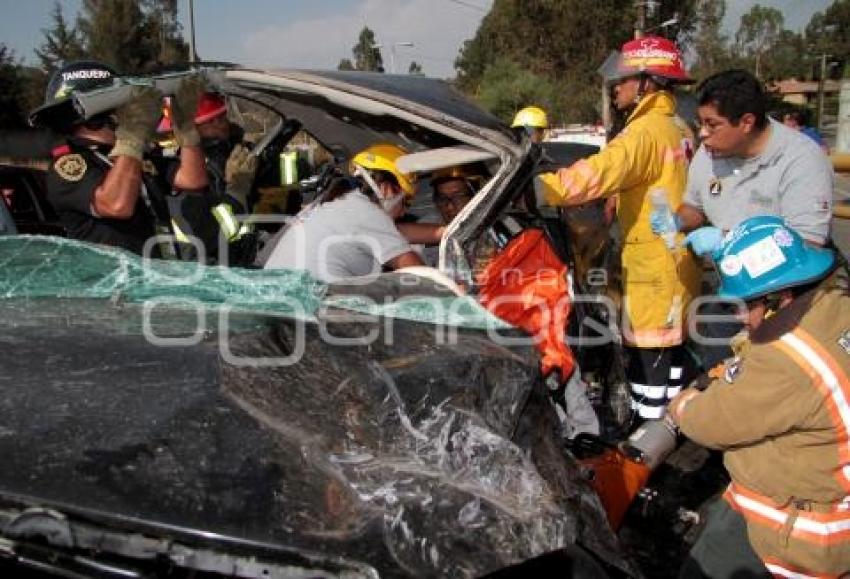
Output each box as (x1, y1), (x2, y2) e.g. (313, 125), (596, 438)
(29, 60), (209, 256)
(157, 91), (258, 264)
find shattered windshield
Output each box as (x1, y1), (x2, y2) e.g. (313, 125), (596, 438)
(0, 236), (509, 329)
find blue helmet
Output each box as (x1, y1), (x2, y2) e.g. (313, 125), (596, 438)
(716, 216), (835, 301)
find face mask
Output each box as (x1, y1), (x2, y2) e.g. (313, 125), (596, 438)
(354, 166), (404, 215)
(379, 191), (405, 213)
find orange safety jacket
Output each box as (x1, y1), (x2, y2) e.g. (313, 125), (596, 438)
(671, 271), (850, 576)
(477, 228), (575, 381)
(536, 91), (700, 348)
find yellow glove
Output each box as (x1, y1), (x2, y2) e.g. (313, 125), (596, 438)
(110, 86), (161, 161)
(225, 144), (258, 209)
(170, 76), (206, 148)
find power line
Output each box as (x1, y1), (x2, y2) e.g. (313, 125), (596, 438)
(445, 0), (487, 12)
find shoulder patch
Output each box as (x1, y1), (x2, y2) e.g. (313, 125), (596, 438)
(724, 357), (742, 384)
(838, 330), (850, 356)
(54, 153), (87, 182)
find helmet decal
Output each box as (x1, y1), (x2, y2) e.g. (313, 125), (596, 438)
(736, 236), (787, 279)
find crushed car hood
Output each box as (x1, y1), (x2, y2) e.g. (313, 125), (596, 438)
(0, 237), (634, 577)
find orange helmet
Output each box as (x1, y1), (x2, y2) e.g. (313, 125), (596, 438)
(599, 36), (692, 85)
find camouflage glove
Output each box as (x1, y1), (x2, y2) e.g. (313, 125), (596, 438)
(170, 75), (206, 148)
(110, 86), (161, 161)
(225, 144), (258, 209)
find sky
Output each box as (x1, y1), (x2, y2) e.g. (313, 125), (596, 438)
(0, 0), (834, 79)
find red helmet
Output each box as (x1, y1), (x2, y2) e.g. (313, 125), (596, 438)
(599, 36), (692, 85)
(194, 93), (226, 123)
(157, 92), (227, 133)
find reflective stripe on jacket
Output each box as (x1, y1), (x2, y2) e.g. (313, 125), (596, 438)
(672, 271), (850, 575)
(536, 91), (700, 347)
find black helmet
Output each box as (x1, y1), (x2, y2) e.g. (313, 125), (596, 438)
(29, 60), (118, 131)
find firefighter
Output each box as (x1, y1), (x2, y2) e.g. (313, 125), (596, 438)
(535, 36), (701, 421)
(669, 216), (850, 578)
(159, 91), (257, 265)
(511, 106), (548, 144)
(29, 61), (208, 256)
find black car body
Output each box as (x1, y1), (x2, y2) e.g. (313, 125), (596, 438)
(0, 68), (634, 577)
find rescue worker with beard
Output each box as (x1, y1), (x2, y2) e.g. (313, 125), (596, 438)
(534, 37), (701, 421)
(263, 143), (443, 282)
(29, 61), (208, 256)
(669, 216), (850, 578)
(161, 91), (258, 265)
(511, 106), (548, 144)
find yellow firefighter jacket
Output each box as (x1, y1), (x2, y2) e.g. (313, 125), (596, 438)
(671, 269), (850, 577)
(536, 91), (700, 347)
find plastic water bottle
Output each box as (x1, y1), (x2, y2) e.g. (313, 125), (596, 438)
(650, 188), (677, 250)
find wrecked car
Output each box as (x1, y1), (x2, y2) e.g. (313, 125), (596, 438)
(0, 67), (650, 577)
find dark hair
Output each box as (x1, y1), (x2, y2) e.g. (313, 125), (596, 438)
(696, 69), (768, 130)
(318, 169), (397, 206)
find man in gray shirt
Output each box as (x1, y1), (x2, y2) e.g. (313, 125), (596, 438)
(674, 69), (833, 254)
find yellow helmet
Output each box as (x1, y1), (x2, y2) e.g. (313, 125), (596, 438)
(351, 143), (416, 198)
(430, 165), (483, 190)
(511, 106), (549, 129)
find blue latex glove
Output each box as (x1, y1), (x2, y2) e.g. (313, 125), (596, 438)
(650, 208), (680, 235)
(684, 227), (724, 257)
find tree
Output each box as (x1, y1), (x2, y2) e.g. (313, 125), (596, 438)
(408, 61), (423, 75)
(0, 45), (27, 128)
(453, 0), (697, 124)
(337, 58), (355, 71)
(735, 4), (784, 79)
(76, 0), (187, 74)
(805, 0), (850, 79)
(763, 29), (807, 81)
(140, 0), (189, 67)
(35, 2), (84, 74)
(351, 27), (383, 72)
(691, 0), (729, 80)
(476, 57), (557, 123)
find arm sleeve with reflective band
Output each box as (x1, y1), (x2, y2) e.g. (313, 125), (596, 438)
(672, 345), (821, 449)
(778, 146), (834, 245)
(536, 128), (654, 207)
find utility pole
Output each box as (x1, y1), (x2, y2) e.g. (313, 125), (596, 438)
(186, 0), (197, 63)
(635, 0), (646, 39)
(817, 53), (829, 132)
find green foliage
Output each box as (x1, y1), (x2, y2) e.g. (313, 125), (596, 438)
(76, 0), (188, 73)
(691, 0), (730, 80)
(476, 58), (557, 123)
(453, 0), (695, 124)
(352, 27), (383, 72)
(408, 61), (423, 75)
(734, 4), (784, 78)
(0, 45), (27, 128)
(806, 0), (850, 78)
(35, 2), (84, 74)
(337, 58), (355, 71)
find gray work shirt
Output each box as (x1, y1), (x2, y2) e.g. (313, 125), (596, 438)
(263, 189), (411, 282)
(684, 119), (833, 243)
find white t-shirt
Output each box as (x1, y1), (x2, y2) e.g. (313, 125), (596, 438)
(263, 189), (412, 282)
